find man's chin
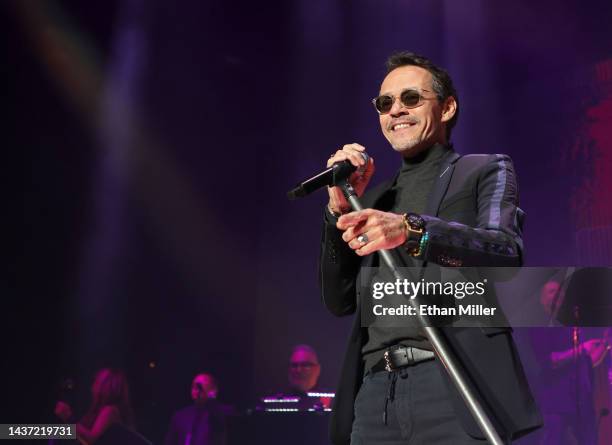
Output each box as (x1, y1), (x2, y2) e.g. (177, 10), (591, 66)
(391, 139), (426, 157)
(293, 383), (311, 392)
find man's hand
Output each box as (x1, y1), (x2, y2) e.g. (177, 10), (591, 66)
(327, 143), (375, 215)
(582, 338), (610, 367)
(337, 209), (406, 256)
(54, 401), (73, 422)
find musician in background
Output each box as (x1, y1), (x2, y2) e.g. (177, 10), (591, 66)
(287, 344), (321, 396)
(530, 280), (610, 445)
(165, 373), (230, 445)
(54, 368), (138, 445)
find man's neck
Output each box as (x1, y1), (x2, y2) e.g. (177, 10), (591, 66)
(400, 142), (450, 168)
(400, 137), (448, 159)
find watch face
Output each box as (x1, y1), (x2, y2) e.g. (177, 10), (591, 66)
(407, 213), (425, 230)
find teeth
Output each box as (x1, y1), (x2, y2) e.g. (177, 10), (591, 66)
(393, 123), (411, 131)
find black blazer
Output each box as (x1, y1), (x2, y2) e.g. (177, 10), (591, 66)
(319, 148), (543, 444)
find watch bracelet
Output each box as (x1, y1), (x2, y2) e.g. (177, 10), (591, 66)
(402, 213), (427, 257)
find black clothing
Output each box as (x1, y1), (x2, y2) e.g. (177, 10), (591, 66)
(393, 143), (448, 215)
(530, 327), (598, 445)
(320, 147), (542, 444)
(351, 363), (485, 444)
(362, 143), (448, 371)
(165, 402), (229, 445)
(96, 424), (152, 445)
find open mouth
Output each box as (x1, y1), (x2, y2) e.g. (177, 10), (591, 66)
(391, 122), (416, 131)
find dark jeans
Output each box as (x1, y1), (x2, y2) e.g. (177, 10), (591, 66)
(350, 360), (488, 444)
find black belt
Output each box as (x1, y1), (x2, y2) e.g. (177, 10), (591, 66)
(371, 345), (435, 373)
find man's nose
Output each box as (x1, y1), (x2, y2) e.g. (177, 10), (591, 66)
(389, 97), (408, 116)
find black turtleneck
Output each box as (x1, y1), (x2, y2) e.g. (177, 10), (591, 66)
(362, 143), (450, 371)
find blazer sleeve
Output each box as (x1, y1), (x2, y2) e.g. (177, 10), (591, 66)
(319, 208), (362, 316)
(421, 154), (525, 267)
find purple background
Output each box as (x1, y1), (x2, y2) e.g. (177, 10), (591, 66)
(6, 0), (612, 443)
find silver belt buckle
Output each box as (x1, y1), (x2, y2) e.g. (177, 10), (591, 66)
(405, 347), (414, 365)
(383, 350), (394, 372)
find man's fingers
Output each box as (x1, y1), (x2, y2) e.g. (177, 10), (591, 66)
(327, 151), (348, 168)
(327, 151), (362, 169)
(337, 209), (375, 230)
(341, 148), (366, 168)
(327, 144), (367, 168)
(355, 236), (384, 256)
(339, 210), (406, 255)
(347, 229), (372, 249)
(341, 220), (366, 241)
(343, 144), (367, 168)
(344, 226), (390, 255)
(343, 143), (366, 153)
(342, 221), (379, 243)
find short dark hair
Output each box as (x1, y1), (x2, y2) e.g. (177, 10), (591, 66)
(385, 51), (459, 139)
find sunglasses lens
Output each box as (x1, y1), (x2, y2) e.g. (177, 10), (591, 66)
(374, 95), (393, 114)
(401, 89), (421, 107)
(374, 90), (424, 113)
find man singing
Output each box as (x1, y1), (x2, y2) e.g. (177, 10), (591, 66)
(319, 52), (542, 444)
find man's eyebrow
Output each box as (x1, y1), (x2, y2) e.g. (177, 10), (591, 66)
(378, 86), (420, 96)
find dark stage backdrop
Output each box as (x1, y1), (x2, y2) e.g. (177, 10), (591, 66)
(6, 0), (612, 444)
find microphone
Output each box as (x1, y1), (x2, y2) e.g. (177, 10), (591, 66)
(287, 152), (369, 200)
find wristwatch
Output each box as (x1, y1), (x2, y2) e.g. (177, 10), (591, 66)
(403, 212), (426, 257)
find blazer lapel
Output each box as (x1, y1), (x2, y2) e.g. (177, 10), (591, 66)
(425, 150), (461, 217)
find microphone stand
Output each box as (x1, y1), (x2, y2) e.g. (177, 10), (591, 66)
(338, 179), (506, 445)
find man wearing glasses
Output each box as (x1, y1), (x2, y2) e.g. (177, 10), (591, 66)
(320, 52), (542, 444)
(287, 344), (321, 395)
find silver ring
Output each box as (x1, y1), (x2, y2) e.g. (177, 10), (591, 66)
(357, 234), (369, 245)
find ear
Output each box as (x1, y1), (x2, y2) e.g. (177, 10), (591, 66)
(440, 96), (457, 123)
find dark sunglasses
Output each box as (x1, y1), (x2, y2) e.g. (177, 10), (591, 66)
(289, 361), (318, 369)
(372, 88), (436, 114)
